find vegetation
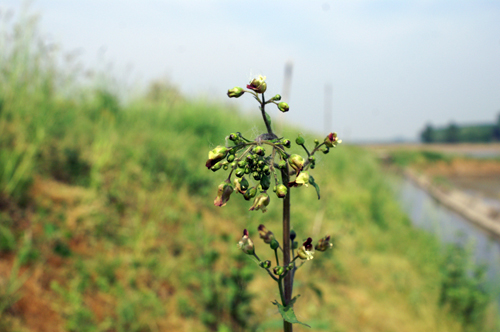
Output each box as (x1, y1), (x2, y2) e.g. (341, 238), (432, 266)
(420, 114), (500, 143)
(0, 10), (498, 332)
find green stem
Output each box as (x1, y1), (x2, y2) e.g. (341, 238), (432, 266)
(278, 276), (286, 305)
(281, 164), (293, 332)
(274, 248), (280, 266)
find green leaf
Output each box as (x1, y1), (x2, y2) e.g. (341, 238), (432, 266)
(309, 175), (320, 199)
(272, 295), (311, 328)
(265, 111), (272, 128)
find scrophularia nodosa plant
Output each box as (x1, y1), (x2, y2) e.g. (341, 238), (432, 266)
(206, 75), (341, 330)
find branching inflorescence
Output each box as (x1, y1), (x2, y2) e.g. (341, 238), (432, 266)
(205, 75), (341, 330)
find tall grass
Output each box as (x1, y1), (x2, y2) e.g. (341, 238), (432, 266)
(0, 9), (497, 332)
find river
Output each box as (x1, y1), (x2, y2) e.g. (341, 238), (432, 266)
(396, 176), (500, 292)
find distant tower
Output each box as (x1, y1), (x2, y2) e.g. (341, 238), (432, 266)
(278, 61), (293, 133)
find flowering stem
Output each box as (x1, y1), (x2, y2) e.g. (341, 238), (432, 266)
(281, 165), (293, 332)
(260, 93), (274, 135)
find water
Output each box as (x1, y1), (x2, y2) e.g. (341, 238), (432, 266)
(396, 177), (500, 288)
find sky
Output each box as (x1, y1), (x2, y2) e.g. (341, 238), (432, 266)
(2, 0), (500, 142)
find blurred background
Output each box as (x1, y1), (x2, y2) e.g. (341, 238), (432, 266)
(1, 1), (500, 331)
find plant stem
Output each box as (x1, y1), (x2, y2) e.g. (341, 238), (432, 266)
(260, 94), (274, 135)
(281, 165), (293, 332)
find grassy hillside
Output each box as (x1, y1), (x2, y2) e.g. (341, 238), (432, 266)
(0, 13), (498, 332)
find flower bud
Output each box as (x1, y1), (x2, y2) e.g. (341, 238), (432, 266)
(214, 181), (234, 207)
(282, 139), (291, 148)
(235, 168), (245, 178)
(275, 184), (287, 198)
(292, 241), (298, 250)
(324, 132), (342, 148)
(260, 260), (271, 269)
(290, 230), (296, 241)
(278, 160), (287, 169)
(247, 75), (267, 94)
(278, 102), (289, 113)
(297, 237), (314, 261)
(244, 187), (257, 201)
(234, 177), (249, 194)
(211, 162), (222, 172)
(322, 146), (330, 154)
(271, 94), (281, 101)
(260, 174), (271, 190)
(270, 238), (279, 250)
(295, 135), (305, 145)
(206, 146), (228, 169)
(308, 156), (315, 163)
(237, 229), (254, 255)
(229, 133), (239, 141)
(286, 263), (294, 271)
(227, 87), (245, 98)
(315, 235), (334, 252)
(227, 154), (235, 162)
(253, 146), (265, 156)
(258, 224), (275, 244)
(288, 154), (304, 174)
(273, 266), (284, 276)
(249, 193), (270, 213)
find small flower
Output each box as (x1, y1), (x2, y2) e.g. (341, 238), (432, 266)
(297, 237), (314, 261)
(249, 193), (270, 213)
(247, 75), (267, 94)
(278, 102), (289, 113)
(315, 235), (334, 252)
(273, 266), (284, 275)
(237, 229), (254, 255)
(288, 154), (304, 175)
(214, 181), (233, 207)
(206, 146), (228, 169)
(227, 86), (245, 98)
(290, 171), (310, 187)
(258, 224), (275, 244)
(324, 132), (342, 148)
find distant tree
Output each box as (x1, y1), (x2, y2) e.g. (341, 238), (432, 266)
(420, 123), (435, 143)
(493, 112), (500, 141)
(445, 122), (460, 143)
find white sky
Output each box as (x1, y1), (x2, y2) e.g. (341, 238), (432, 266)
(3, 1), (500, 142)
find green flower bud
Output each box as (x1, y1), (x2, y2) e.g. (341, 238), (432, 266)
(308, 156), (315, 163)
(237, 229), (254, 254)
(288, 154), (305, 174)
(322, 146), (330, 154)
(292, 241), (298, 250)
(214, 181), (234, 207)
(286, 263), (294, 271)
(234, 177), (249, 194)
(290, 230), (296, 241)
(295, 135), (305, 145)
(253, 146), (265, 156)
(206, 146), (228, 169)
(244, 167), (250, 174)
(229, 133), (239, 141)
(276, 184), (288, 198)
(249, 193), (270, 213)
(270, 238), (279, 250)
(278, 102), (289, 113)
(260, 174), (271, 190)
(273, 266), (284, 276)
(227, 86), (245, 98)
(260, 260), (271, 269)
(244, 187), (257, 201)
(237, 160), (247, 168)
(253, 172), (261, 181)
(247, 75), (267, 94)
(227, 154), (235, 162)
(235, 168), (245, 178)
(278, 160), (287, 169)
(271, 94), (281, 101)
(314, 139), (319, 146)
(211, 162), (222, 172)
(223, 164), (229, 170)
(282, 139), (291, 148)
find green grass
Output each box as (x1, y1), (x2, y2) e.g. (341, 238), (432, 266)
(0, 10), (498, 332)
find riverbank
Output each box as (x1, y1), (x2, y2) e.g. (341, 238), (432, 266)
(404, 168), (500, 241)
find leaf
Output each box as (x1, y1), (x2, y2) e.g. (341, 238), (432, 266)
(272, 295), (311, 328)
(265, 111), (272, 128)
(309, 175), (320, 199)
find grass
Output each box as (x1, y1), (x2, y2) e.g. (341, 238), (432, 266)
(0, 10), (498, 332)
